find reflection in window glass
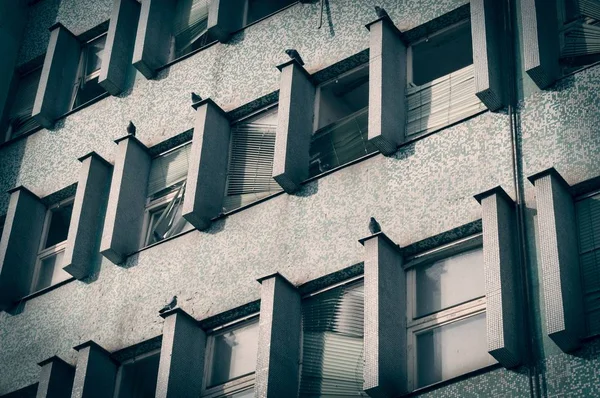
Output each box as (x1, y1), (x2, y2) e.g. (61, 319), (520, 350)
(173, 0), (211, 59)
(415, 248), (484, 317)
(45, 202), (74, 249)
(115, 352), (160, 398)
(208, 320), (259, 387)
(416, 312), (495, 387)
(3, 66), (42, 141)
(34, 250), (71, 292)
(73, 34), (107, 109)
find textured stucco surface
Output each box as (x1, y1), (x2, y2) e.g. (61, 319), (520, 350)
(1, 0), (600, 395)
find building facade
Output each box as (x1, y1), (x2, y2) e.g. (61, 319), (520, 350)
(0, 0), (599, 397)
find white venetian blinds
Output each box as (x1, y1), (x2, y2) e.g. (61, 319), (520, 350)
(147, 143), (191, 198)
(561, 0), (600, 59)
(224, 108), (281, 212)
(299, 282), (367, 398)
(576, 192), (600, 336)
(407, 64), (486, 137)
(173, 0), (210, 58)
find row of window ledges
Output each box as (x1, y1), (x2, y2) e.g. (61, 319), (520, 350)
(3, 0), (599, 148)
(0, 0), (301, 145)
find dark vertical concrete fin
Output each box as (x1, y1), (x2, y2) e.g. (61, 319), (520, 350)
(474, 186), (522, 368)
(156, 308), (206, 398)
(528, 168), (583, 352)
(71, 341), (117, 398)
(520, 0), (560, 89)
(207, 0), (246, 42)
(255, 273), (301, 398)
(36, 356), (75, 398)
(366, 16), (406, 156)
(182, 98), (230, 231)
(132, 0), (176, 79)
(0, 186), (46, 311)
(63, 153), (112, 279)
(359, 232), (406, 397)
(471, 0), (507, 111)
(100, 135), (151, 264)
(272, 60), (315, 193)
(32, 23), (81, 129)
(99, 0), (141, 95)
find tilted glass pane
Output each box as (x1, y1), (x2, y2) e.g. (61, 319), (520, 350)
(208, 320), (259, 387)
(416, 312), (495, 387)
(415, 247), (484, 317)
(5, 67), (42, 139)
(147, 143), (191, 197)
(146, 186), (193, 246)
(85, 34), (107, 76)
(34, 250), (70, 292)
(45, 202), (74, 249)
(115, 352), (160, 398)
(173, 0), (210, 58)
(73, 76), (106, 109)
(300, 282), (368, 397)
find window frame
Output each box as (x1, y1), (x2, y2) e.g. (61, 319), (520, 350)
(70, 31), (108, 111)
(113, 348), (161, 398)
(2, 63), (43, 143)
(403, 234), (490, 391)
(30, 196), (75, 294)
(201, 314), (260, 398)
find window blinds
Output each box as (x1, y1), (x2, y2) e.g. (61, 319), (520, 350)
(309, 107), (376, 178)
(576, 193), (600, 336)
(5, 67), (42, 139)
(570, 0), (600, 21)
(299, 282), (367, 398)
(173, 0), (210, 58)
(406, 64), (486, 137)
(224, 108), (281, 212)
(147, 143), (191, 198)
(561, 21), (600, 58)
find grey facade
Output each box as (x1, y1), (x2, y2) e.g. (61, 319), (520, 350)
(0, 0), (599, 397)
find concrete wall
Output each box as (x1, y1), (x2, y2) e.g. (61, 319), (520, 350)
(0, 0), (599, 395)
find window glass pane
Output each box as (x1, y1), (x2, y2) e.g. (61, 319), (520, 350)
(416, 312), (495, 387)
(411, 21), (473, 86)
(148, 144), (191, 198)
(5, 67), (42, 139)
(85, 34), (106, 77)
(115, 352), (160, 398)
(230, 388), (254, 398)
(34, 250), (70, 292)
(45, 202), (74, 248)
(246, 0), (296, 25)
(173, 0), (211, 58)
(208, 320), (259, 387)
(73, 76), (106, 109)
(415, 247), (484, 317)
(145, 190), (192, 246)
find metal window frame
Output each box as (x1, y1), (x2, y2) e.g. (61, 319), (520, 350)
(201, 314), (260, 398)
(70, 32), (108, 110)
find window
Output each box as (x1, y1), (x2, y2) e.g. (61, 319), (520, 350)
(1, 65), (42, 142)
(114, 350), (161, 398)
(244, 0), (296, 26)
(405, 243), (495, 389)
(559, 0), (600, 69)
(203, 317), (259, 398)
(406, 20), (486, 138)
(310, 65), (376, 177)
(31, 198), (74, 293)
(223, 107), (282, 212)
(172, 0), (213, 60)
(71, 33), (107, 110)
(142, 142), (194, 247)
(575, 190), (600, 336)
(299, 279), (367, 397)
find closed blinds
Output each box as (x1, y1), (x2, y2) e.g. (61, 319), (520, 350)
(561, 0), (600, 60)
(4, 67), (42, 140)
(299, 281), (367, 397)
(147, 143), (191, 198)
(309, 107), (376, 178)
(224, 108), (281, 212)
(576, 192), (600, 336)
(173, 0), (210, 58)
(407, 64), (486, 137)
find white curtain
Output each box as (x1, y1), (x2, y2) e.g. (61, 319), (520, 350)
(407, 64), (486, 137)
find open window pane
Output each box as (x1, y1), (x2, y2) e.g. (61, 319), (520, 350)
(415, 248), (484, 317)
(85, 34), (106, 77)
(299, 282), (367, 397)
(44, 202), (74, 249)
(173, 0), (211, 59)
(246, 0), (296, 25)
(207, 320), (259, 387)
(416, 312), (495, 387)
(224, 108), (282, 212)
(4, 66), (42, 140)
(34, 250), (70, 292)
(115, 351), (160, 398)
(148, 144), (191, 198)
(73, 34), (107, 109)
(145, 188), (192, 245)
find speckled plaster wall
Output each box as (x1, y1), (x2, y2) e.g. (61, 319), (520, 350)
(1, 0), (600, 396)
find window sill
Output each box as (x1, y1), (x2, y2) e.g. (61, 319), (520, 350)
(60, 92), (111, 120)
(17, 277), (76, 303)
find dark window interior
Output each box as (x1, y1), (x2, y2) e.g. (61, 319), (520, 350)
(410, 20), (473, 86)
(115, 352), (160, 398)
(246, 0), (296, 25)
(2, 66), (42, 141)
(44, 202), (73, 249)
